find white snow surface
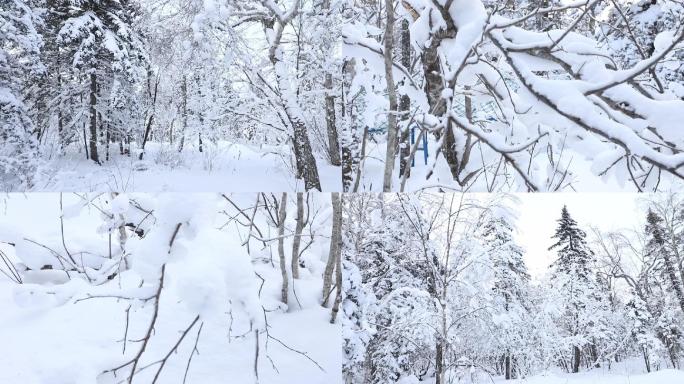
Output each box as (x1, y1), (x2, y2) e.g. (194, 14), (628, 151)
(31, 141), (341, 192)
(0, 193), (341, 383)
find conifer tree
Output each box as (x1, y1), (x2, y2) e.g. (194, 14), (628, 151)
(53, 0), (146, 163)
(481, 214), (530, 379)
(0, 0), (42, 189)
(549, 205), (605, 373)
(645, 209), (684, 313)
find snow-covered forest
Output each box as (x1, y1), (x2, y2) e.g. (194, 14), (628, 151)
(342, 192), (684, 383)
(3, 0), (684, 192)
(1, 0), (343, 191)
(3, 0), (684, 383)
(0, 192), (342, 383)
(342, 0), (684, 191)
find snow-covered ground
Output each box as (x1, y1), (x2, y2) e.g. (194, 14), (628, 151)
(394, 362), (684, 384)
(0, 193), (341, 384)
(31, 142), (341, 192)
(499, 369), (684, 384)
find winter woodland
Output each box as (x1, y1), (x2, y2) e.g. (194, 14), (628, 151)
(342, 192), (684, 383)
(2, 0), (684, 192)
(2, 0), (343, 191)
(3, 0), (684, 383)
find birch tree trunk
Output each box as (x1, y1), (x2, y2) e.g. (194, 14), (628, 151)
(330, 233), (343, 323)
(291, 193), (305, 279)
(263, 2), (322, 191)
(322, 0), (340, 167)
(322, 192), (342, 306)
(382, 0), (398, 192)
(278, 193), (288, 306)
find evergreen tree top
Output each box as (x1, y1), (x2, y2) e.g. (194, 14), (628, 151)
(548, 205), (593, 276)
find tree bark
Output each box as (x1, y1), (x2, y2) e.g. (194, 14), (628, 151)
(322, 192), (342, 306)
(265, 6), (322, 191)
(505, 353), (513, 379)
(324, 73), (341, 166)
(663, 250), (684, 313)
(278, 193), (288, 306)
(139, 71), (159, 160)
(178, 75), (187, 153)
(382, 0), (398, 192)
(330, 234), (342, 323)
(89, 72), (99, 164)
(291, 193), (305, 279)
(573, 345), (581, 373)
(341, 59), (356, 191)
(398, 19), (411, 178)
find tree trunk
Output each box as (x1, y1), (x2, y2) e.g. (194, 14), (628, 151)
(285, 101), (319, 191)
(322, 192), (341, 306)
(352, 126), (368, 192)
(105, 122), (110, 161)
(139, 71), (159, 160)
(398, 19), (411, 178)
(57, 58), (65, 153)
(420, 21), (462, 182)
(435, 341), (444, 384)
(89, 72), (99, 164)
(278, 193), (288, 306)
(642, 347), (651, 373)
(382, 0), (398, 192)
(330, 233), (342, 323)
(342, 58), (356, 192)
(324, 73), (341, 166)
(291, 193), (305, 279)
(505, 354), (512, 379)
(662, 251), (684, 313)
(573, 345), (581, 373)
(178, 75), (187, 153)
(266, 12), (321, 191)
(666, 224), (684, 311)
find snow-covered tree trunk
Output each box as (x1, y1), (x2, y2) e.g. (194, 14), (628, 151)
(398, 19), (411, 178)
(278, 193), (289, 306)
(291, 193), (305, 279)
(178, 75), (187, 153)
(322, 192), (341, 306)
(262, 1), (321, 191)
(88, 72), (99, 164)
(324, 73), (341, 167)
(382, 0), (398, 192)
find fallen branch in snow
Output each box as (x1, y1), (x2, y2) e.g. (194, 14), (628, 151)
(267, 333), (326, 372)
(102, 222), (183, 384)
(0, 248), (22, 284)
(183, 321), (203, 384)
(149, 315), (201, 384)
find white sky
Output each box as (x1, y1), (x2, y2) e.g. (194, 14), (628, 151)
(513, 193), (645, 278)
